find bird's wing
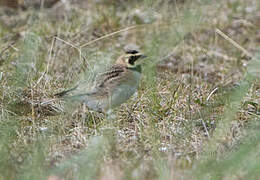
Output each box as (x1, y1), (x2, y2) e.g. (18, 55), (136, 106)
(95, 64), (126, 91)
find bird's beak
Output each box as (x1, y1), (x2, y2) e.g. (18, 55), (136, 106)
(134, 52), (147, 60)
(140, 55), (147, 59)
(133, 54), (147, 66)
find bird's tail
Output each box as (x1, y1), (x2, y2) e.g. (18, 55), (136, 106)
(54, 86), (78, 97)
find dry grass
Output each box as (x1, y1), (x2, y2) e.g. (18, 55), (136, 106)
(0, 0), (260, 179)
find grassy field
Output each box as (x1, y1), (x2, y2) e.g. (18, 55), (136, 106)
(0, 0), (260, 179)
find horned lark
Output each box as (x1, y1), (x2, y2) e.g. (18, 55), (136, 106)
(55, 50), (147, 112)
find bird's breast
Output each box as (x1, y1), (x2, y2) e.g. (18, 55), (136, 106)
(110, 71), (141, 108)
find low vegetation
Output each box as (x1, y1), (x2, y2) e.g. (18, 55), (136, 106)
(0, 0), (259, 179)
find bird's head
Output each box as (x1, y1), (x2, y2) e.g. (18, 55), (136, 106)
(116, 50), (147, 68)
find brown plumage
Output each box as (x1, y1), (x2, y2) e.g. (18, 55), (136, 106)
(55, 50), (147, 112)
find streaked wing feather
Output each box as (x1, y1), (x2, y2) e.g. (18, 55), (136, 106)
(95, 64), (125, 90)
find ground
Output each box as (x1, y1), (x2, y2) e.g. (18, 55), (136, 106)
(0, 0), (259, 179)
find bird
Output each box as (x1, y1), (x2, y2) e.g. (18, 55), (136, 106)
(55, 49), (147, 113)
